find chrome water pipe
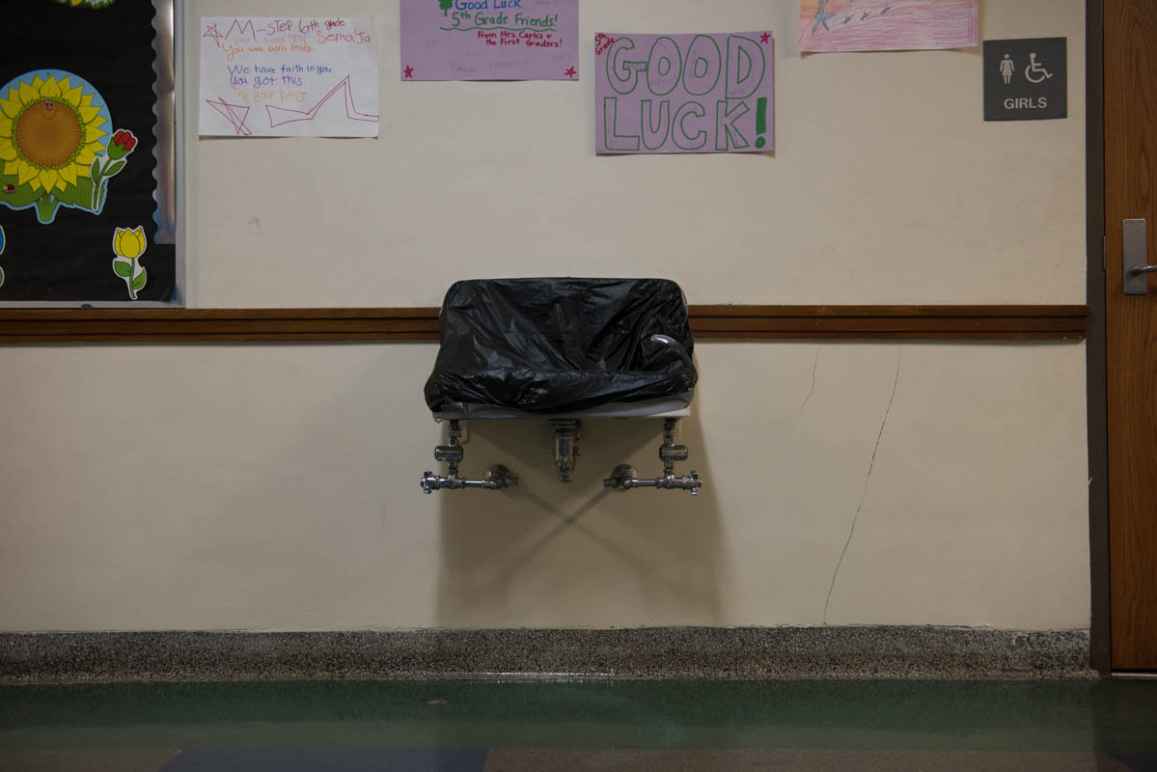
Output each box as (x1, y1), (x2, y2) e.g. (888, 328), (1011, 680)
(604, 465), (702, 494)
(420, 420), (518, 494)
(604, 419), (703, 495)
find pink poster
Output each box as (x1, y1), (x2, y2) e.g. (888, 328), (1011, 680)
(400, 0), (579, 82)
(595, 32), (775, 155)
(800, 0), (980, 54)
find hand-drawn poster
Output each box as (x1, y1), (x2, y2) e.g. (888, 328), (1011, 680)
(400, 0), (579, 81)
(595, 32), (774, 156)
(0, 0), (176, 302)
(799, 0), (980, 53)
(199, 17), (380, 138)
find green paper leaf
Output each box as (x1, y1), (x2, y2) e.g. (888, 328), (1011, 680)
(72, 175), (94, 199)
(104, 160), (127, 177)
(131, 268), (148, 292)
(54, 184), (87, 209)
(90, 158), (102, 180)
(34, 196), (60, 224)
(113, 259), (133, 278)
(0, 182), (39, 209)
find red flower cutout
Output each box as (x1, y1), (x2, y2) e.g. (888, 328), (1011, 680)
(112, 129), (138, 153)
(760, 32), (770, 44)
(565, 66), (577, 78)
(404, 65), (415, 79)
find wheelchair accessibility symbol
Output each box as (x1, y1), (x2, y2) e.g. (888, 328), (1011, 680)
(1025, 52), (1053, 85)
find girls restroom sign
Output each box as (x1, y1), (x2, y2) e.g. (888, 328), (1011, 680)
(596, 32), (774, 155)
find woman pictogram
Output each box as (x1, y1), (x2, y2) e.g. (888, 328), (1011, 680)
(1000, 54), (1016, 85)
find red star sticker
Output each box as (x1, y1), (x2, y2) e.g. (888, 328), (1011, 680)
(761, 32), (770, 44)
(403, 65), (414, 79)
(565, 66), (577, 78)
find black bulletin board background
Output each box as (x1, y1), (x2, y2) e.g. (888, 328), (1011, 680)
(0, 0), (175, 302)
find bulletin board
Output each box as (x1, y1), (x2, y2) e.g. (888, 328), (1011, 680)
(180, 0), (1086, 310)
(0, 0), (177, 303)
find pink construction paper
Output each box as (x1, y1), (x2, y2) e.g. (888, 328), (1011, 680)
(800, 0), (980, 53)
(400, 0), (579, 81)
(595, 32), (775, 155)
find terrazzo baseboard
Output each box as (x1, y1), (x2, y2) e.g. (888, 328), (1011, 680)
(0, 627), (1094, 684)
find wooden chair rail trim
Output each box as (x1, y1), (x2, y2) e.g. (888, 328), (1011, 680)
(0, 305), (1089, 344)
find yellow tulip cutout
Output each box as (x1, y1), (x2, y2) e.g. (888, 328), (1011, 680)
(112, 226), (147, 300)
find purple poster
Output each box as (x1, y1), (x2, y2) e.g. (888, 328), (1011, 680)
(595, 32), (775, 155)
(400, 0), (579, 82)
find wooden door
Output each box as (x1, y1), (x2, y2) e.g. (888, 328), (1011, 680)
(1106, 0), (1157, 671)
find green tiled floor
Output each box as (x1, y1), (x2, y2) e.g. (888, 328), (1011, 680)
(1, 680), (1155, 770)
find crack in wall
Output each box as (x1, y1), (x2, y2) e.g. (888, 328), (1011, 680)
(823, 348), (903, 625)
(800, 349), (820, 413)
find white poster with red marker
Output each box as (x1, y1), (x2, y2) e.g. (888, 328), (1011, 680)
(198, 16), (380, 138)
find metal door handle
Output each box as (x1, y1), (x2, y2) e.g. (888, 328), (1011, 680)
(1124, 219), (1152, 295)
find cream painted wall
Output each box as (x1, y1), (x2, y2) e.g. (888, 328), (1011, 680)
(0, 0), (1091, 633)
(0, 343), (1087, 631)
(184, 0), (1085, 308)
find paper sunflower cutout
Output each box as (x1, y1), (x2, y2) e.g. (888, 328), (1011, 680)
(0, 70), (137, 224)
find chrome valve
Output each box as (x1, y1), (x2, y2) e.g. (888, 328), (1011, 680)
(421, 465), (518, 494)
(604, 419), (703, 495)
(551, 419), (581, 482)
(420, 420), (518, 494)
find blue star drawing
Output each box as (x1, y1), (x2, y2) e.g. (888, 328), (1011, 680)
(810, 0), (894, 36)
(813, 0), (834, 32)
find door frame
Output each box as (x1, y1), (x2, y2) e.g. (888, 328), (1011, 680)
(1086, 0), (1111, 675)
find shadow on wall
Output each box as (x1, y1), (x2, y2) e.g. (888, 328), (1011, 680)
(435, 411), (723, 629)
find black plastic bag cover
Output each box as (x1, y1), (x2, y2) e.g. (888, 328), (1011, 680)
(425, 278), (698, 414)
